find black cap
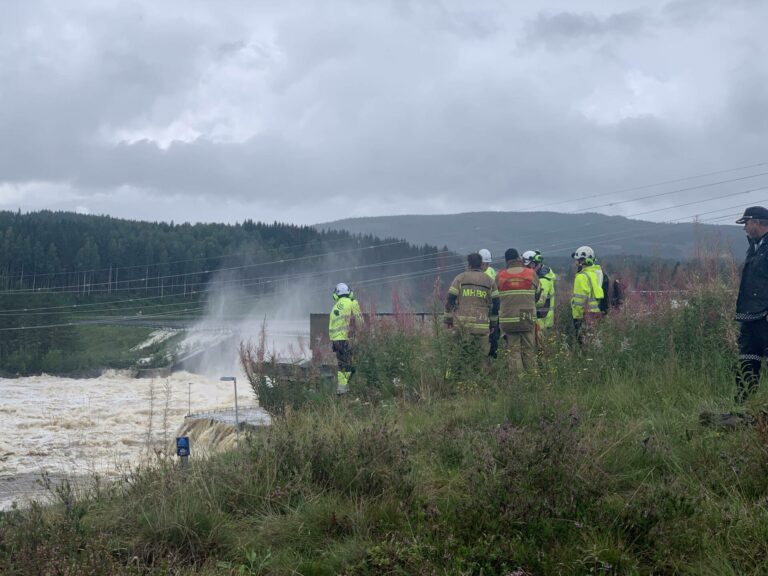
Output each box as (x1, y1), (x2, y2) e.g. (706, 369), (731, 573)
(736, 206), (768, 224)
(504, 248), (519, 261)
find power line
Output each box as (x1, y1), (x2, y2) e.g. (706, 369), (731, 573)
(6, 162), (768, 290)
(0, 240), (414, 295)
(0, 250), (458, 313)
(521, 160), (768, 212)
(0, 227), (406, 282)
(3, 193), (756, 332)
(0, 260), (466, 331)
(572, 171), (768, 214)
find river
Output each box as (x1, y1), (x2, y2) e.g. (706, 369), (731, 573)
(0, 370), (256, 510)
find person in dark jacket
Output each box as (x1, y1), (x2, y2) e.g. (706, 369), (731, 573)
(734, 206), (768, 402)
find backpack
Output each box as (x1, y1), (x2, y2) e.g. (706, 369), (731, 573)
(599, 272), (611, 313)
(610, 278), (625, 309)
(599, 273), (625, 313)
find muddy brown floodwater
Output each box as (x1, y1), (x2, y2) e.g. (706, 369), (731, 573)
(0, 371), (257, 509)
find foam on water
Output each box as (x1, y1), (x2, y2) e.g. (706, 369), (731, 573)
(0, 371), (257, 508)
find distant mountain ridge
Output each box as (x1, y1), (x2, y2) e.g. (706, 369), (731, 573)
(317, 211), (745, 260)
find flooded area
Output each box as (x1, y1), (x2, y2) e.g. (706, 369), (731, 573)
(0, 371), (258, 509)
(0, 317), (312, 509)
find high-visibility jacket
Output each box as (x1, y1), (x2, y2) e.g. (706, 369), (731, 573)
(329, 296), (363, 341)
(484, 266), (496, 281)
(571, 264), (604, 320)
(536, 266), (556, 329)
(494, 265), (539, 333)
(446, 269), (495, 335)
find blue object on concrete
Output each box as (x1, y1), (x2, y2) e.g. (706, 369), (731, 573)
(176, 436), (190, 457)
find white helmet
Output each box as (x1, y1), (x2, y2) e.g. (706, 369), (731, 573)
(572, 246), (595, 263)
(478, 249), (492, 263)
(522, 250), (542, 266)
(334, 282), (351, 297)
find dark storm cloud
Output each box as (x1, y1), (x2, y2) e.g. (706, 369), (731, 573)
(1, 0), (767, 224)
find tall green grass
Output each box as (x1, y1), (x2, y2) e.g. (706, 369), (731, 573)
(3, 264), (768, 575)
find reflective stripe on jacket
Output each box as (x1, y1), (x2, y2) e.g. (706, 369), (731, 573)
(495, 265), (539, 333)
(536, 268), (556, 329)
(329, 297), (363, 341)
(446, 269), (495, 334)
(571, 264), (604, 319)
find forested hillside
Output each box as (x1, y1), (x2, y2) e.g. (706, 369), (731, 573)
(0, 211), (449, 294)
(0, 210), (458, 374)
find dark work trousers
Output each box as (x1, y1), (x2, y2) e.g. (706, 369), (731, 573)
(736, 318), (768, 402)
(332, 340), (355, 376)
(489, 324), (500, 358)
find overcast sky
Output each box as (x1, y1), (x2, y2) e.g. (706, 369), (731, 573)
(1, 0), (767, 226)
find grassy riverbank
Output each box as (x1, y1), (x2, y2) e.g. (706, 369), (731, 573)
(2, 274), (767, 575)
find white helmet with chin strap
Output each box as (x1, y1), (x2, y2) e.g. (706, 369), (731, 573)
(522, 250), (542, 266)
(572, 246), (595, 265)
(333, 282), (352, 300)
(478, 249), (492, 264)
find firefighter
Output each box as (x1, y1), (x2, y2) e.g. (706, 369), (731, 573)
(571, 246), (605, 342)
(478, 249), (496, 280)
(734, 206), (768, 402)
(445, 253), (498, 371)
(479, 248), (500, 358)
(522, 250), (556, 331)
(329, 282), (363, 395)
(495, 248), (539, 373)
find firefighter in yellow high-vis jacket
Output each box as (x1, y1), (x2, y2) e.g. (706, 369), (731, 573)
(329, 282), (363, 395)
(570, 246), (604, 342)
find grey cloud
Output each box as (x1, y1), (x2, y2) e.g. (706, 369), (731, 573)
(2, 0), (768, 225)
(664, 0), (764, 26)
(522, 9), (650, 49)
(727, 72), (768, 135)
(662, 0), (717, 26)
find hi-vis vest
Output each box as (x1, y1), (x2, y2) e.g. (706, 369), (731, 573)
(571, 264), (604, 320)
(484, 266), (497, 281)
(536, 267), (556, 329)
(447, 270), (494, 335)
(495, 266), (538, 333)
(329, 297), (363, 341)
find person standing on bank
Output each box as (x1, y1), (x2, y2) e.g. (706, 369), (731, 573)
(734, 206), (768, 402)
(329, 282), (363, 395)
(522, 250), (556, 332)
(495, 248), (539, 373)
(571, 246), (605, 343)
(445, 253), (498, 363)
(479, 249), (500, 358)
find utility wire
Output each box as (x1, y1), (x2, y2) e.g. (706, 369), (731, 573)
(572, 172), (768, 214)
(4, 163), (767, 289)
(0, 250), (458, 312)
(1, 187), (756, 319)
(0, 228), (405, 282)
(4, 165), (765, 306)
(0, 240), (414, 294)
(520, 160), (768, 212)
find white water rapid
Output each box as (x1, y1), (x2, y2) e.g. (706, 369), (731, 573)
(0, 371), (256, 510)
